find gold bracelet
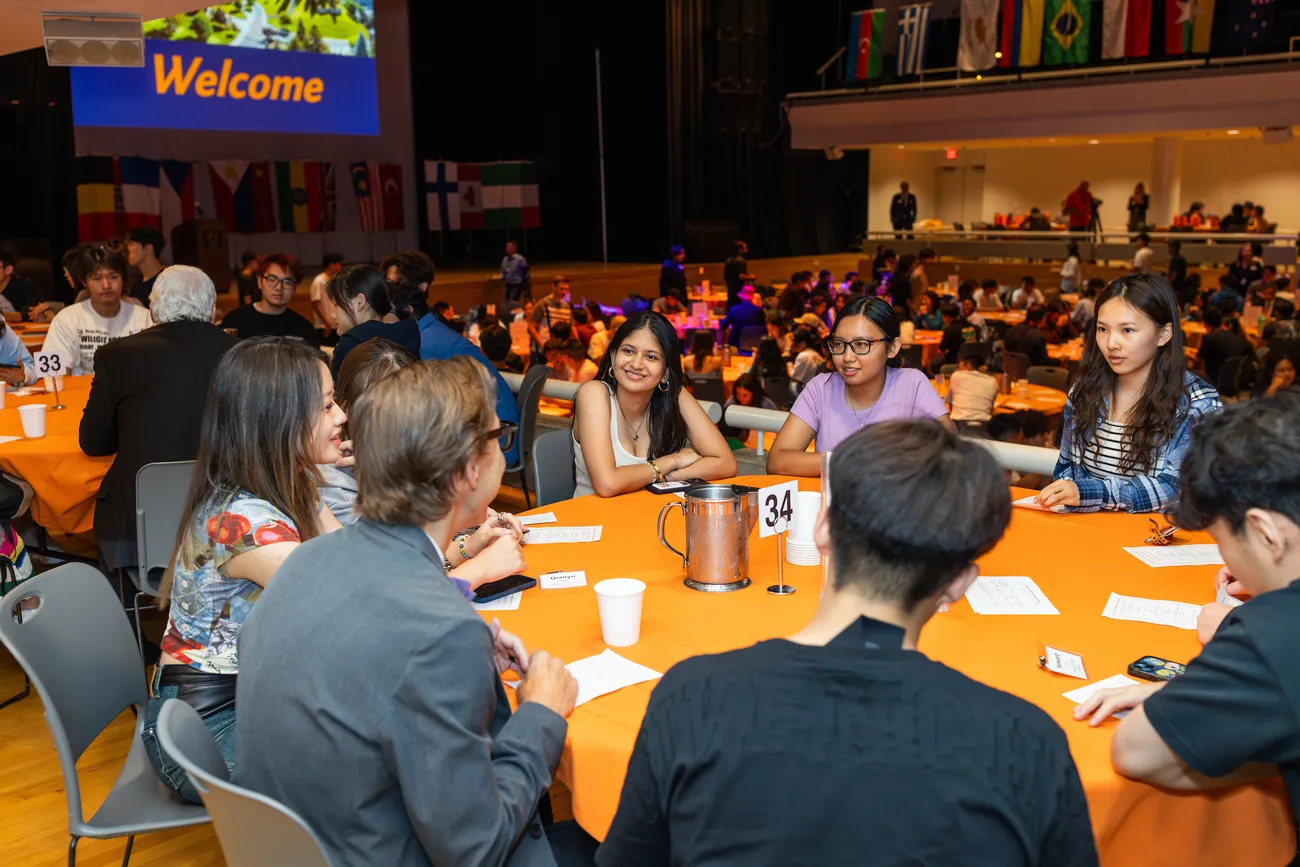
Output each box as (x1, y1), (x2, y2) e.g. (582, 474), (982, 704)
(648, 459), (663, 483)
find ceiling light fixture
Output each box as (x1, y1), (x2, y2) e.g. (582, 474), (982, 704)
(1227, 129), (1239, 135)
(1088, 139), (1100, 144)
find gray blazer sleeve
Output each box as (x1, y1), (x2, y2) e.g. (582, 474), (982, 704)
(387, 617), (567, 866)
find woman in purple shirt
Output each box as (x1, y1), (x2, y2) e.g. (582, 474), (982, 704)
(767, 296), (954, 477)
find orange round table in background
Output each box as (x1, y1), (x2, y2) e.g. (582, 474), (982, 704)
(0, 376), (109, 537)
(492, 478), (1293, 866)
(934, 380), (1067, 416)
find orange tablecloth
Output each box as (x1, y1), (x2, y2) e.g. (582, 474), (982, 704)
(935, 380), (1067, 415)
(12, 323), (48, 351)
(0, 376), (109, 536)
(494, 480), (1293, 865)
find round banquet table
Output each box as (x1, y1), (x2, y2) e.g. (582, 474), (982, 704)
(0, 375), (109, 536)
(490, 478), (1294, 866)
(934, 380), (1067, 416)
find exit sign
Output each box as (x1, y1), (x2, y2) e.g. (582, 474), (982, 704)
(944, 148), (958, 160)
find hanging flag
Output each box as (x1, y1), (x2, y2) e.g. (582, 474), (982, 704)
(425, 161), (462, 232)
(1103, 0), (1153, 59)
(1165, 0), (1215, 53)
(378, 164), (405, 231)
(958, 0), (1000, 71)
(1001, 0), (1045, 66)
(118, 157), (161, 231)
(209, 160), (250, 234)
(482, 162), (541, 230)
(350, 161), (382, 232)
(274, 161), (323, 233)
(75, 155), (120, 241)
(897, 4), (932, 76)
(247, 163), (277, 234)
(320, 162), (337, 232)
(1225, 0), (1275, 50)
(460, 163), (484, 230)
(847, 9), (886, 79)
(1044, 0), (1090, 64)
(159, 160), (196, 251)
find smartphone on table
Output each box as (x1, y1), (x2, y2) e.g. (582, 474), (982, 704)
(472, 574), (536, 604)
(1127, 656), (1187, 682)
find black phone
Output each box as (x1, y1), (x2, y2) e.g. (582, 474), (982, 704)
(644, 478), (704, 495)
(472, 574), (536, 604)
(1127, 655), (1187, 682)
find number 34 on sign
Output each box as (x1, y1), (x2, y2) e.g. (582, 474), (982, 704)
(34, 351), (67, 377)
(758, 480), (798, 538)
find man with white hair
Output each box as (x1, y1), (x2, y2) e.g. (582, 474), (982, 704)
(80, 265), (237, 574)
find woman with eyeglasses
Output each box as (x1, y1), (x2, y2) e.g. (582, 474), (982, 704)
(574, 311), (736, 497)
(219, 253), (319, 343)
(767, 296), (954, 477)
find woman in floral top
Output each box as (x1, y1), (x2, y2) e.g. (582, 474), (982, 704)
(141, 337), (346, 802)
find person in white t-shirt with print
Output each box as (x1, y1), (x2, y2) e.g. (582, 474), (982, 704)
(43, 246), (153, 375)
(309, 253), (343, 342)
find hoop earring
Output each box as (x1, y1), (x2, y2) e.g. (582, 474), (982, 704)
(606, 367), (616, 381)
(658, 379), (670, 392)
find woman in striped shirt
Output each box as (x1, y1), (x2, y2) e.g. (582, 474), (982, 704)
(1037, 274), (1221, 513)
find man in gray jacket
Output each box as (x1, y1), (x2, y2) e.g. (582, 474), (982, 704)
(235, 357), (585, 865)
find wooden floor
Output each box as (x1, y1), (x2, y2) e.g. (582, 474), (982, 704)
(0, 484), (552, 867)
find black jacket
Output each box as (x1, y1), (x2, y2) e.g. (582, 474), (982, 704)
(79, 319), (237, 569)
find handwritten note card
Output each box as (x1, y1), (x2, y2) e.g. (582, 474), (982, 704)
(1062, 674), (1140, 705)
(523, 526), (603, 545)
(518, 512), (557, 526)
(1122, 545), (1224, 568)
(1101, 592), (1200, 630)
(964, 577), (1060, 615)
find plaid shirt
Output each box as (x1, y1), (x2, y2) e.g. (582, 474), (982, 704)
(1053, 372), (1221, 513)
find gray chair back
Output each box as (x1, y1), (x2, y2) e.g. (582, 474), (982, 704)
(0, 564), (208, 839)
(939, 363), (958, 378)
(531, 429), (577, 507)
(513, 363), (552, 472)
(1003, 351), (1031, 382)
(897, 345), (924, 370)
(1027, 365), (1069, 392)
(157, 700), (333, 867)
(737, 325), (766, 352)
(688, 374), (725, 405)
(1216, 355), (1250, 397)
(135, 461), (196, 596)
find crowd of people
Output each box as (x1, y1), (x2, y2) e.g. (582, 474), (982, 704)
(3, 226), (1300, 866)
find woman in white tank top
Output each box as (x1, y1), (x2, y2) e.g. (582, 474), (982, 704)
(572, 312), (736, 498)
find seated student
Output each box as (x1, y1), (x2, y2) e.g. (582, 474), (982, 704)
(768, 297), (953, 477)
(1196, 306), (1254, 389)
(588, 314), (625, 362)
(1058, 242), (1082, 292)
(913, 291), (943, 330)
(1014, 409), (1052, 448)
(140, 337), (346, 802)
(384, 251), (522, 468)
(1010, 276), (1046, 310)
(320, 338), (527, 593)
(572, 305), (597, 348)
(721, 285), (767, 348)
(987, 413), (1028, 485)
(42, 245), (153, 375)
(599, 421), (1098, 867)
(685, 329), (721, 377)
(480, 323), (526, 374)
(1004, 305), (1053, 367)
(80, 266), (237, 571)
(1043, 299), (1079, 344)
(1037, 274), (1221, 513)
(936, 302), (979, 369)
(788, 328), (827, 387)
(720, 371), (778, 440)
(1261, 353), (1296, 398)
(765, 310), (793, 353)
(945, 348), (998, 424)
(651, 293), (683, 317)
(959, 295), (986, 330)
(974, 277), (1004, 310)
(327, 264), (420, 377)
(1070, 278), (1103, 330)
(0, 319), (36, 386)
(1209, 275), (1243, 314)
(573, 312), (736, 498)
(1072, 394), (1300, 839)
(219, 254), (318, 343)
(0, 244), (42, 320)
(237, 357), (596, 866)
(546, 338), (599, 383)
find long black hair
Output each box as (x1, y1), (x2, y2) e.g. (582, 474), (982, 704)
(753, 336), (787, 377)
(330, 264), (393, 325)
(1070, 273), (1187, 475)
(592, 311), (689, 460)
(832, 296), (903, 369)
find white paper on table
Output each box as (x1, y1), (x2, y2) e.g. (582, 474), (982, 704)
(522, 526), (603, 545)
(1003, 401), (1032, 410)
(1216, 584), (1245, 608)
(518, 512), (557, 526)
(1101, 592), (1200, 630)
(964, 577), (1060, 615)
(472, 592), (522, 611)
(1062, 674), (1140, 705)
(1013, 495), (1067, 514)
(0, 436), (21, 446)
(540, 570), (588, 589)
(1122, 544), (1224, 568)
(500, 649), (663, 707)
(1042, 646), (1088, 680)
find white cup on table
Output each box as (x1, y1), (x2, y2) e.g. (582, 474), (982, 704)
(790, 491), (822, 544)
(18, 404), (46, 439)
(42, 374), (65, 394)
(594, 578), (646, 647)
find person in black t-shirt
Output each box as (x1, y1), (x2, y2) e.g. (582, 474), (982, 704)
(722, 240), (750, 309)
(125, 227), (166, 305)
(1004, 305), (1053, 367)
(1074, 394), (1300, 838)
(220, 254), (318, 343)
(1196, 307), (1254, 391)
(598, 420), (1098, 867)
(236, 251), (261, 306)
(934, 303), (979, 370)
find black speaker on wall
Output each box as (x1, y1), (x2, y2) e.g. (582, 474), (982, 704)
(708, 0), (767, 133)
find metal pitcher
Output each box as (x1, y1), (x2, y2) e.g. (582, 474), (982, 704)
(657, 484), (759, 592)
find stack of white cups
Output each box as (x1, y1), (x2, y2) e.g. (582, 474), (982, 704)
(784, 491), (822, 566)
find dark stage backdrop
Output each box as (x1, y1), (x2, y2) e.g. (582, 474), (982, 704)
(408, 0), (868, 267)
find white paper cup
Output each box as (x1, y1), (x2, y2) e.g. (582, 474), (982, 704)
(594, 578), (646, 647)
(0, 386), (6, 409)
(789, 491), (822, 543)
(41, 374), (65, 394)
(18, 404), (46, 439)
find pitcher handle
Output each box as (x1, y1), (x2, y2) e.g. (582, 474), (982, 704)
(657, 501), (687, 567)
